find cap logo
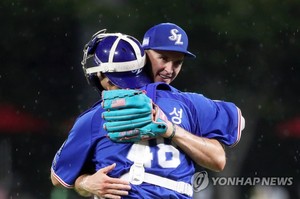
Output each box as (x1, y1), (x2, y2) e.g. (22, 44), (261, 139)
(131, 68), (142, 75)
(142, 37), (149, 46)
(169, 29), (183, 45)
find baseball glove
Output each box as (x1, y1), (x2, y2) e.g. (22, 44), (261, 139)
(101, 89), (169, 142)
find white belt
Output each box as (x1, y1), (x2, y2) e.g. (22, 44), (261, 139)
(120, 171), (193, 197)
(93, 171), (193, 199)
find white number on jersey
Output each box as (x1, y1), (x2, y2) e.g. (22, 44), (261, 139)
(127, 138), (180, 168)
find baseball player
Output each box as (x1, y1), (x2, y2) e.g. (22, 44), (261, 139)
(142, 22), (196, 85)
(50, 31), (244, 198)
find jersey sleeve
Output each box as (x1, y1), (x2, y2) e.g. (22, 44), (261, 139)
(183, 92), (243, 147)
(51, 106), (103, 187)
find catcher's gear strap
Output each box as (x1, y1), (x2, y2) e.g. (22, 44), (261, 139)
(85, 57), (145, 74)
(120, 172), (193, 197)
(122, 141), (193, 197)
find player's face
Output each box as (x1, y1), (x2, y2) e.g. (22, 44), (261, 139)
(146, 50), (184, 84)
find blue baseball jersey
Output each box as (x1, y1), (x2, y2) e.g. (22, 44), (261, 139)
(146, 83), (242, 147)
(51, 83), (242, 198)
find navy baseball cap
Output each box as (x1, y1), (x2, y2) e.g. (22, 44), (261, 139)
(142, 23), (196, 58)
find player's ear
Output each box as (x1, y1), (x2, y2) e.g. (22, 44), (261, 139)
(106, 81), (119, 90)
(144, 52), (153, 79)
(97, 72), (104, 80)
(107, 79), (115, 87)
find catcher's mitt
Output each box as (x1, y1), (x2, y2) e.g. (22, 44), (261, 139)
(101, 89), (169, 142)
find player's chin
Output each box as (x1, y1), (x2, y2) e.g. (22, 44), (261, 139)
(155, 76), (172, 84)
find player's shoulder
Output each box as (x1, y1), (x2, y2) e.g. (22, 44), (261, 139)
(177, 90), (211, 105)
(141, 82), (178, 93)
(161, 88), (205, 103)
(76, 100), (103, 121)
(69, 100), (104, 135)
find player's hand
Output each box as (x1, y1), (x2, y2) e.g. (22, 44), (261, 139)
(79, 163), (131, 199)
(101, 90), (172, 142)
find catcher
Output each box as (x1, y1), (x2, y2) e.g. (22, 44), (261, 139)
(51, 31), (244, 198)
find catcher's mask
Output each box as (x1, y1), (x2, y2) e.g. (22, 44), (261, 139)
(81, 29), (151, 91)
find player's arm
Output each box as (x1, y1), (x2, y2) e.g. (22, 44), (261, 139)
(163, 122), (226, 171)
(101, 90), (244, 171)
(74, 163), (131, 198)
(50, 108), (103, 189)
(74, 174), (92, 197)
(169, 93), (245, 171)
(50, 170), (63, 187)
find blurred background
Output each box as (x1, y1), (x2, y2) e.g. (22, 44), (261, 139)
(0, 0), (299, 198)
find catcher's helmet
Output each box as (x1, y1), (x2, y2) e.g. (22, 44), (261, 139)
(81, 29), (151, 90)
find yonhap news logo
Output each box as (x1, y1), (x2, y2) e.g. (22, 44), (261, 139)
(193, 171), (209, 192)
(192, 171), (293, 192)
